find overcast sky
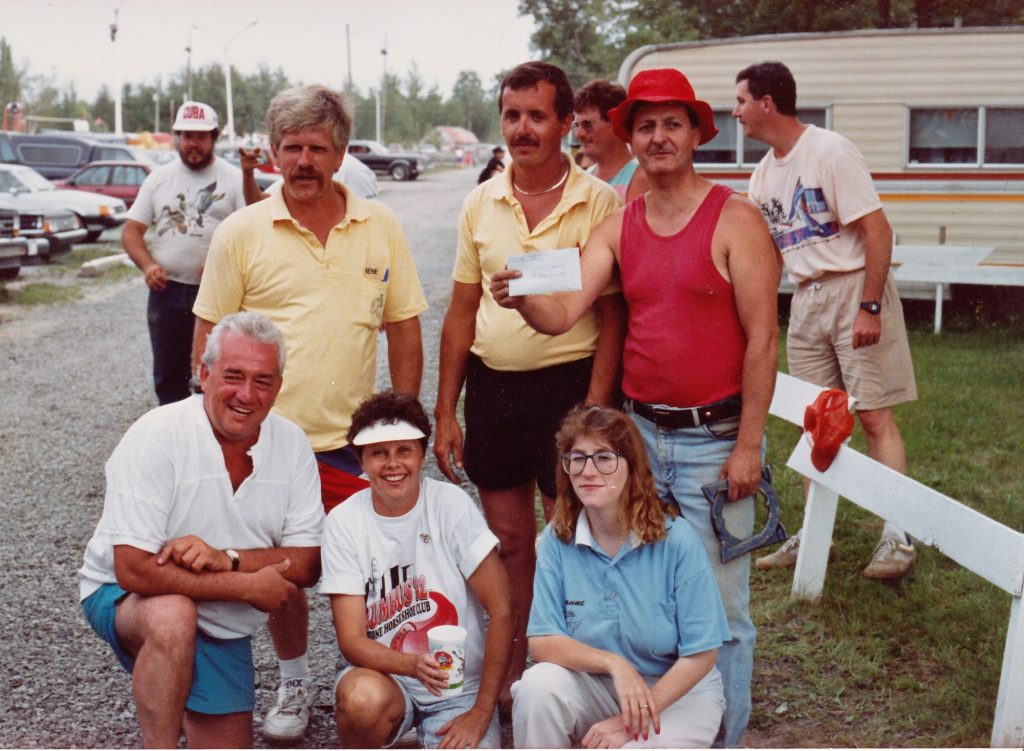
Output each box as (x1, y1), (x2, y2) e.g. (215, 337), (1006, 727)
(1, 0), (538, 100)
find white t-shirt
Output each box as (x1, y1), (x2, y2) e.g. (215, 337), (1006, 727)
(78, 395), (324, 640)
(127, 157), (246, 284)
(320, 477), (498, 705)
(747, 125), (883, 284)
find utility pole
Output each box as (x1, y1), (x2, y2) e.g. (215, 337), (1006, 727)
(376, 37), (387, 143)
(109, 1), (124, 135)
(193, 20), (258, 141)
(185, 34), (193, 101)
(345, 24), (353, 91)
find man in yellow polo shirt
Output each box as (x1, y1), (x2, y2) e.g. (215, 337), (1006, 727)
(434, 61), (622, 706)
(192, 84), (426, 743)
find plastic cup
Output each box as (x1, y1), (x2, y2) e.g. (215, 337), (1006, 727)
(427, 624), (467, 695)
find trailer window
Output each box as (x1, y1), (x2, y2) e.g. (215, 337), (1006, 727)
(698, 109), (827, 166)
(908, 107), (1022, 166)
(985, 108), (1024, 164)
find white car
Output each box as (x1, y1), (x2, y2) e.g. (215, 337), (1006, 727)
(0, 164), (127, 242)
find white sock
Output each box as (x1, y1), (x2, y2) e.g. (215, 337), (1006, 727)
(279, 654), (310, 683)
(882, 522), (909, 544)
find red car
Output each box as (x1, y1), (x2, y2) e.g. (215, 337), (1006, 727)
(55, 161), (153, 208)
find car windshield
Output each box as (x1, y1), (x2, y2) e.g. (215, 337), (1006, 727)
(12, 167), (55, 192)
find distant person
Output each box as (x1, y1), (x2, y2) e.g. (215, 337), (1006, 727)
(193, 84), (427, 743)
(477, 146), (506, 184)
(573, 79), (649, 202)
(78, 312), (323, 748)
(322, 390), (512, 748)
(122, 100), (245, 405)
(734, 61), (918, 580)
(513, 406), (729, 749)
(435, 60), (623, 708)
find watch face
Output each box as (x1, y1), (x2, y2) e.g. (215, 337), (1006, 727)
(861, 301), (881, 314)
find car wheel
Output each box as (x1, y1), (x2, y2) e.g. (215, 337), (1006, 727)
(0, 266), (20, 282)
(389, 163), (410, 181)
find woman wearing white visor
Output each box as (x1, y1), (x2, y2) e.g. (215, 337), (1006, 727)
(320, 390), (512, 749)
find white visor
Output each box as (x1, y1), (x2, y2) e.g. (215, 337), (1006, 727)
(351, 419), (426, 446)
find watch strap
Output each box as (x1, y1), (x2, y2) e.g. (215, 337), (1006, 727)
(224, 548), (240, 572)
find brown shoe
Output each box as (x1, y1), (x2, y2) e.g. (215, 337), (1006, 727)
(862, 536), (916, 580)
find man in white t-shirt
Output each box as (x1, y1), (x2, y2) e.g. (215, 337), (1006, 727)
(734, 61), (918, 580)
(78, 312), (323, 748)
(122, 101), (246, 405)
(321, 390), (511, 748)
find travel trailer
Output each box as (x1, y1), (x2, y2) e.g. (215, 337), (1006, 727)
(618, 27), (1024, 266)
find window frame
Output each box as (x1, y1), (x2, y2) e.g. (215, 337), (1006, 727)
(695, 107), (831, 167)
(904, 105), (1024, 169)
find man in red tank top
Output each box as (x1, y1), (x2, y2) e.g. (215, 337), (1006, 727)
(491, 69), (782, 747)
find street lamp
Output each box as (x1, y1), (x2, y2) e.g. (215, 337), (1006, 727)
(192, 19), (257, 141)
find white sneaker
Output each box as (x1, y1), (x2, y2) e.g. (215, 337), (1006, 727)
(862, 536), (916, 580)
(263, 678), (312, 742)
(754, 530), (835, 570)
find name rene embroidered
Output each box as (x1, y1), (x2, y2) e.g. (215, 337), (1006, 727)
(565, 599), (585, 606)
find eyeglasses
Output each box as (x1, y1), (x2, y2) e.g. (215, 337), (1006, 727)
(560, 450), (620, 476)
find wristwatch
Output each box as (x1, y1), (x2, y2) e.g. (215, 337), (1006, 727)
(859, 300), (881, 315)
(224, 548), (241, 572)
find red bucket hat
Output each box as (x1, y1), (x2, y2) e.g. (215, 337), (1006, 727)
(608, 68), (718, 145)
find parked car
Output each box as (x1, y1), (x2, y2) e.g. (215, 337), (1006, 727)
(55, 160), (153, 208)
(0, 164), (127, 243)
(0, 199), (29, 281)
(0, 131), (140, 180)
(17, 205), (86, 263)
(347, 140), (424, 181)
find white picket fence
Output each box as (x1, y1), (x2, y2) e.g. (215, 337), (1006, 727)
(768, 372), (1024, 747)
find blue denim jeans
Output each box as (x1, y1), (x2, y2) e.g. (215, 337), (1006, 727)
(630, 410), (759, 748)
(147, 281), (199, 405)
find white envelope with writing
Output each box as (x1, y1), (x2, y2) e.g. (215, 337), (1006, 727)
(506, 248), (582, 296)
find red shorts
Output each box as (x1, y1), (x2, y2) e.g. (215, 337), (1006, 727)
(315, 445), (369, 515)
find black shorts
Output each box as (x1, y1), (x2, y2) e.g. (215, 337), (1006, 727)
(463, 354), (592, 499)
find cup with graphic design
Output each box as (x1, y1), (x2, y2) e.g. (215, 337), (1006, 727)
(427, 624), (466, 695)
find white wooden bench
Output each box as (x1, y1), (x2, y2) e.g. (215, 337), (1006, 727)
(768, 372), (1024, 746)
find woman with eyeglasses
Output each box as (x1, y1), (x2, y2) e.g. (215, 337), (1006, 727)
(511, 405), (729, 749)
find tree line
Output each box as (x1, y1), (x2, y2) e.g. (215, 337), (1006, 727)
(0, 38), (503, 147)
(2, 2), (1021, 145)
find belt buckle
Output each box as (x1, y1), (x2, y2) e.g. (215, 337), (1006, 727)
(689, 407), (702, 427)
(651, 405), (675, 423)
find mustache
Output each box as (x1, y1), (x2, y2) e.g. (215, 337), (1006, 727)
(511, 136), (540, 147)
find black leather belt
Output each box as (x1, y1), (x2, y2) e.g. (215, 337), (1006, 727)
(627, 394), (742, 429)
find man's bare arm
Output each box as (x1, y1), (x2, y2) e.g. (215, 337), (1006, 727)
(584, 292), (625, 406)
(155, 534), (321, 588)
(122, 219), (167, 291)
(849, 208), (893, 349)
(433, 282), (482, 482)
(239, 147), (270, 206)
(384, 315), (423, 398)
(191, 316), (216, 373)
(114, 544), (298, 613)
(718, 198), (781, 501)
(489, 209), (623, 335)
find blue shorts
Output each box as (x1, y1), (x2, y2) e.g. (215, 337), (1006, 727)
(334, 662), (500, 748)
(81, 583), (255, 715)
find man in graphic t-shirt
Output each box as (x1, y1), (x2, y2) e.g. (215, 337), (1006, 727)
(122, 100), (245, 405)
(733, 61), (918, 582)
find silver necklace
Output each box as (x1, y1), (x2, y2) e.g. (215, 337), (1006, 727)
(513, 166), (569, 196)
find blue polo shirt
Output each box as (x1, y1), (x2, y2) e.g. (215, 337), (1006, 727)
(527, 511), (730, 678)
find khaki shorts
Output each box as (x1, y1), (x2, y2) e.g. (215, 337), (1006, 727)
(788, 270), (917, 410)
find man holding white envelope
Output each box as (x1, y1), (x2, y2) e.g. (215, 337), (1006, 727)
(434, 61), (622, 705)
(491, 69), (781, 747)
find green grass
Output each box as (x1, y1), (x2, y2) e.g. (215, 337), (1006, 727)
(2, 281), (83, 305)
(747, 323), (1024, 746)
(0, 248), (138, 306)
(524, 319), (1023, 746)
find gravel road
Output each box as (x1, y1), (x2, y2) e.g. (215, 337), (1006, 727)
(0, 167), (480, 748)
